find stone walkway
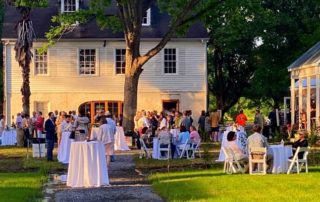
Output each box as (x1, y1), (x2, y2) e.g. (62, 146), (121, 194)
(46, 151), (163, 202)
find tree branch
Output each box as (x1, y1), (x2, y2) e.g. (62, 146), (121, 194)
(138, 0), (201, 66)
(177, 2), (219, 27)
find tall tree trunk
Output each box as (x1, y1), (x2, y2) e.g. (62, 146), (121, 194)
(21, 61), (31, 115)
(14, 7), (33, 116)
(122, 71), (141, 131)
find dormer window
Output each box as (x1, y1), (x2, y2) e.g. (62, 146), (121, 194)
(142, 8), (151, 26)
(61, 0), (79, 13)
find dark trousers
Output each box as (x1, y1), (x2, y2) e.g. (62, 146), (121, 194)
(46, 139), (54, 160)
(23, 129), (30, 147)
(170, 143), (176, 159)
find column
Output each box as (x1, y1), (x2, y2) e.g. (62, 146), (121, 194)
(306, 76), (311, 131)
(298, 78), (303, 129)
(316, 70), (320, 128)
(290, 77), (295, 125)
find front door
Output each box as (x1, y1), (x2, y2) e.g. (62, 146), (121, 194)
(162, 100), (179, 112)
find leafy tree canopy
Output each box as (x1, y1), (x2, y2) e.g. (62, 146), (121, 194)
(246, 0), (320, 106)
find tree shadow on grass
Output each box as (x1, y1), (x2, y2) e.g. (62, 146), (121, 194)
(152, 176), (218, 201)
(307, 167), (320, 173)
(0, 187), (42, 202)
(151, 171), (226, 182)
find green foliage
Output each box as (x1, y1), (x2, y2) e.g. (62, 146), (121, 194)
(89, 0), (122, 31)
(206, 0), (320, 117)
(309, 129), (318, 146)
(225, 97), (273, 121)
(206, 0), (266, 114)
(245, 0), (320, 105)
(13, 0), (48, 7)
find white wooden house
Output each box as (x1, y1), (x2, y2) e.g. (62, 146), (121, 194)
(2, 0), (208, 124)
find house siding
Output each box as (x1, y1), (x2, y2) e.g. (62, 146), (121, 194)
(5, 40), (207, 123)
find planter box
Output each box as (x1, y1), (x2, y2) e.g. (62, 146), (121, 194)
(32, 143), (46, 158)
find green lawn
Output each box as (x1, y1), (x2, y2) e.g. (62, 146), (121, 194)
(0, 147), (66, 202)
(150, 168), (320, 202)
(0, 172), (46, 202)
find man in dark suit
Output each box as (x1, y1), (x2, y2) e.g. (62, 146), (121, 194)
(45, 112), (56, 161)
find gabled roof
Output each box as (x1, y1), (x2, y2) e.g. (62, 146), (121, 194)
(2, 0), (208, 40)
(288, 41), (320, 70)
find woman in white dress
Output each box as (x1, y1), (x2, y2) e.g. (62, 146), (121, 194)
(0, 115), (5, 136)
(97, 117), (114, 167)
(225, 131), (248, 170)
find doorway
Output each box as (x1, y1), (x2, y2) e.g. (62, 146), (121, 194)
(162, 100), (179, 112)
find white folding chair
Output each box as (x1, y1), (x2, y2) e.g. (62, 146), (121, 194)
(287, 146), (309, 174)
(249, 147), (267, 175)
(222, 147), (244, 174)
(139, 138), (151, 159)
(190, 140), (201, 159)
(178, 139), (191, 159)
(158, 144), (170, 160)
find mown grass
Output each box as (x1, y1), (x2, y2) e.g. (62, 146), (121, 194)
(0, 172), (46, 202)
(150, 168), (320, 202)
(0, 146), (66, 202)
(137, 143), (320, 201)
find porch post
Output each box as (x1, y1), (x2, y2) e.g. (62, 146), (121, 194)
(316, 68), (320, 128)
(290, 75), (295, 125)
(298, 77), (303, 129)
(306, 76), (311, 131)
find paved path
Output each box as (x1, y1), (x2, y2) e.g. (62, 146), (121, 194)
(47, 151), (163, 202)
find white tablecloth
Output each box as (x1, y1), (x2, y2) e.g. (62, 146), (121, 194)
(57, 132), (73, 164)
(152, 138), (160, 159)
(114, 126), (130, 151)
(67, 141), (109, 188)
(217, 130), (247, 161)
(269, 145), (293, 174)
(1, 130), (17, 146)
(91, 127), (130, 151)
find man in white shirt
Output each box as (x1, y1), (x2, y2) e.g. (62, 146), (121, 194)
(31, 111), (37, 138)
(138, 110), (150, 129)
(247, 125), (269, 149)
(16, 113), (24, 147)
(247, 124), (273, 172)
(105, 111), (117, 162)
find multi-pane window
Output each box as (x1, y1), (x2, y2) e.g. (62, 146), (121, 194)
(62, 0), (78, 13)
(142, 8), (151, 26)
(115, 49), (126, 74)
(79, 49), (96, 75)
(34, 49), (48, 75)
(108, 102), (119, 117)
(164, 48), (177, 74)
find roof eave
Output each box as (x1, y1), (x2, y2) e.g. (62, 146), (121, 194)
(2, 37), (209, 42)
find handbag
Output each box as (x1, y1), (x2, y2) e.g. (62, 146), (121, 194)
(69, 131), (75, 139)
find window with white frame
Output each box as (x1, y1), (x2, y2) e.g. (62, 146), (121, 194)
(115, 49), (126, 74)
(79, 49), (96, 75)
(61, 0), (79, 13)
(34, 49), (48, 75)
(164, 48), (177, 74)
(142, 8), (151, 26)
